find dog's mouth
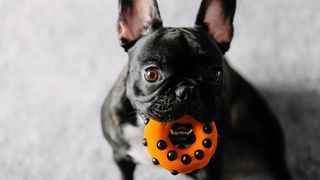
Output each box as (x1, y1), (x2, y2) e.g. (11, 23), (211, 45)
(169, 123), (196, 149)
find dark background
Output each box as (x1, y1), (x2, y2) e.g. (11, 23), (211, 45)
(0, 0), (319, 179)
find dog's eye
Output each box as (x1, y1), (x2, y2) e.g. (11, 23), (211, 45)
(144, 67), (160, 82)
(208, 70), (222, 83)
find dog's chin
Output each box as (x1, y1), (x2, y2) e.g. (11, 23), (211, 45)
(140, 110), (217, 123)
(144, 111), (185, 122)
(139, 109), (217, 123)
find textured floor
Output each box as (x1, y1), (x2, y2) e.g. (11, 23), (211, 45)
(0, 0), (319, 179)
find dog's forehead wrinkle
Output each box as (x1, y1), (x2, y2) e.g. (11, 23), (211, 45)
(143, 27), (205, 52)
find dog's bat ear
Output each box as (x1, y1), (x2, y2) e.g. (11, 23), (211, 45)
(117, 0), (162, 51)
(195, 0), (236, 54)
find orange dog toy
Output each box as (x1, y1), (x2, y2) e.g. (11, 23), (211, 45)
(144, 115), (218, 175)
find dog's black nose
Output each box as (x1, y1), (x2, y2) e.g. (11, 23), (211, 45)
(175, 81), (198, 101)
(175, 86), (193, 100)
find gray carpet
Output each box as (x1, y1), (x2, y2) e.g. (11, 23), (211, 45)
(0, 0), (319, 179)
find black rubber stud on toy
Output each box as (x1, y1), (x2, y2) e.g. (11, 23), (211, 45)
(170, 170), (179, 175)
(202, 138), (212, 148)
(194, 150), (204, 160)
(142, 138), (147, 146)
(157, 140), (167, 150)
(152, 158), (159, 165)
(181, 154), (191, 165)
(144, 118), (150, 125)
(203, 124), (212, 134)
(167, 151), (177, 161)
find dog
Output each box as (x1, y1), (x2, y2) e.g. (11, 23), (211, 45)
(101, 0), (292, 179)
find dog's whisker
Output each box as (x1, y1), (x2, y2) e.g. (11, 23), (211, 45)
(128, 110), (138, 115)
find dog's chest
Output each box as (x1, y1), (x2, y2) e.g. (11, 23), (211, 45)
(122, 116), (153, 165)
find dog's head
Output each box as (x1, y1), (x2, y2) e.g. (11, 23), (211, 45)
(117, 0), (236, 123)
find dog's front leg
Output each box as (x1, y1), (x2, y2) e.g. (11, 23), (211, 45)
(102, 94), (137, 180)
(101, 67), (137, 180)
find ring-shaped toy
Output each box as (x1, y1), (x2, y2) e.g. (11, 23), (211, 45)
(144, 115), (218, 174)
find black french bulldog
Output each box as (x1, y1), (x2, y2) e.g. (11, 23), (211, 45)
(101, 0), (292, 179)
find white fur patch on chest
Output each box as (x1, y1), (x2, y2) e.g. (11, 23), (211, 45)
(122, 116), (153, 165)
